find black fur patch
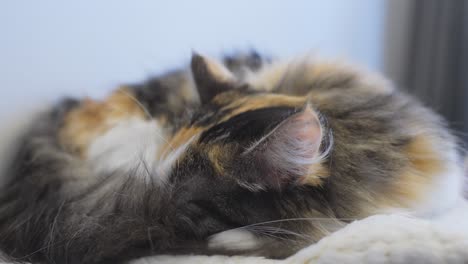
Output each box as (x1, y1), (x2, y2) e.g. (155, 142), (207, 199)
(199, 106), (299, 145)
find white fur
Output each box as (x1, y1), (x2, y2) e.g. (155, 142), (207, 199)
(87, 118), (167, 182)
(408, 133), (464, 217)
(208, 230), (261, 251)
(86, 117), (196, 184)
(413, 162), (464, 217)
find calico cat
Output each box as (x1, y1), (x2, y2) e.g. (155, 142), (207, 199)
(0, 51), (464, 264)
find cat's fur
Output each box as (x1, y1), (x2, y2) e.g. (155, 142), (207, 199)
(0, 51), (463, 264)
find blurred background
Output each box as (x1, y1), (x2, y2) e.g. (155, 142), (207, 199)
(0, 0), (466, 143)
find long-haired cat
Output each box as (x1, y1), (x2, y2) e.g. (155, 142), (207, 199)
(0, 52), (464, 264)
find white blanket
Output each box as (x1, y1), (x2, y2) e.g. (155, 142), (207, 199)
(133, 199), (468, 264)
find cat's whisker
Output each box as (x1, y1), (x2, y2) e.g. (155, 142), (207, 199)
(246, 226), (314, 241)
(218, 217), (355, 238)
(242, 217), (354, 227)
(252, 231), (298, 243)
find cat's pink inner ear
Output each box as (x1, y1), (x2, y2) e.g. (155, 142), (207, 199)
(285, 106), (322, 149)
(274, 105), (322, 157)
(262, 105), (323, 184)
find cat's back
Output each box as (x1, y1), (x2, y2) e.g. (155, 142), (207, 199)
(249, 58), (464, 217)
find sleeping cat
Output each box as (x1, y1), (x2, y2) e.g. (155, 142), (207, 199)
(0, 51), (464, 264)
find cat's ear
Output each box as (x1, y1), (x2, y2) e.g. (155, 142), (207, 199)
(191, 53), (235, 104)
(244, 105), (327, 189)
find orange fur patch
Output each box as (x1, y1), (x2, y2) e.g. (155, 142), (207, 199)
(158, 126), (204, 159)
(59, 88), (145, 156)
(207, 144), (230, 174)
(391, 135), (446, 206)
(302, 164), (330, 186)
(216, 93), (307, 123)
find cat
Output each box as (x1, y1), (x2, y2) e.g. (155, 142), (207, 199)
(0, 51), (464, 264)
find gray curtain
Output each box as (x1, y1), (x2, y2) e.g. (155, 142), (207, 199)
(403, 0), (467, 144)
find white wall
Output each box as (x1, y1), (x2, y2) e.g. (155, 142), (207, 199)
(0, 0), (386, 118)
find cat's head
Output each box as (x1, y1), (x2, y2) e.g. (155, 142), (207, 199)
(157, 54), (335, 257)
